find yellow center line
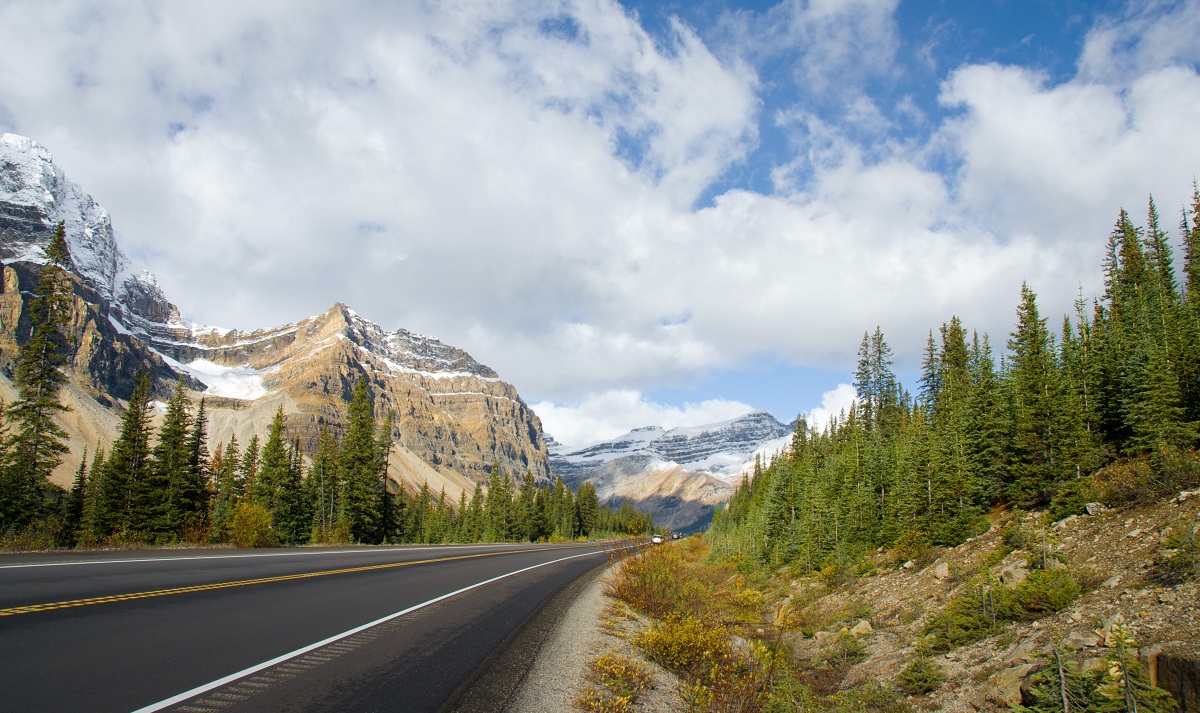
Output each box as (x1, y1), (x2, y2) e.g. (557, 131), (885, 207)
(0, 544), (601, 618)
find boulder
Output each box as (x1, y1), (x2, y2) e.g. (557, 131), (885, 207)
(850, 620), (873, 637)
(933, 561), (951, 580)
(984, 664), (1041, 707)
(1064, 630), (1103, 649)
(1157, 651), (1200, 712)
(999, 562), (1029, 586)
(1086, 502), (1108, 515)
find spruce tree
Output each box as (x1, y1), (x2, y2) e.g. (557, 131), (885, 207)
(341, 378), (381, 543)
(2, 221), (74, 531)
(153, 379), (193, 537)
(94, 372), (155, 536)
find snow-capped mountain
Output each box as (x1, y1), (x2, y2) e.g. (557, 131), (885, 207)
(0, 133), (549, 498)
(549, 411), (795, 533)
(552, 410), (794, 484)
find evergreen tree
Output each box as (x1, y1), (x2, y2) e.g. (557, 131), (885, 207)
(152, 379), (193, 537)
(94, 372), (155, 536)
(341, 378), (381, 542)
(576, 481), (600, 537)
(1, 221), (74, 532)
(309, 430), (341, 542)
(1006, 283), (1064, 505)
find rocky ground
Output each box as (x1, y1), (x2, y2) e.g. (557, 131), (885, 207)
(784, 489), (1200, 711)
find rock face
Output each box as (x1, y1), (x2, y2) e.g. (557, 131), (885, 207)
(0, 133), (549, 497)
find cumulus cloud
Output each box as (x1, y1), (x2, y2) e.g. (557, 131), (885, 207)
(0, 0), (1198, 418)
(532, 390), (755, 449)
(802, 383), (858, 433)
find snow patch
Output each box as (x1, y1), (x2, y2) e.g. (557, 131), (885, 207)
(157, 353), (271, 400)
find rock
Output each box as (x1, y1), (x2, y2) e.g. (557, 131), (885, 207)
(1103, 575), (1122, 588)
(850, 620), (873, 637)
(984, 664), (1041, 707)
(934, 561), (951, 580)
(1046, 557), (1068, 571)
(902, 560), (914, 570)
(1086, 502), (1108, 515)
(1159, 652), (1200, 712)
(813, 631), (837, 646)
(1081, 657), (1108, 675)
(1159, 590), (1177, 604)
(1053, 515), (1077, 530)
(1069, 610), (1083, 623)
(1000, 562), (1030, 586)
(1173, 488), (1200, 503)
(1126, 528), (1144, 539)
(1002, 639), (1039, 666)
(1064, 630), (1103, 649)
(2, 266), (17, 293)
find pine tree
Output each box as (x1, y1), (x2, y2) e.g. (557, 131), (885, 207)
(94, 372), (155, 536)
(309, 430), (341, 542)
(1, 221), (74, 532)
(64, 446), (88, 544)
(576, 481), (600, 537)
(375, 412), (396, 543)
(253, 406), (289, 515)
(273, 438), (312, 545)
(341, 378), (381, 543)
(1007, 284), (1064, 505)
(152, 379), (193, 537)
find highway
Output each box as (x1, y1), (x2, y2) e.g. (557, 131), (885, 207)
(0, 542), (613, 712)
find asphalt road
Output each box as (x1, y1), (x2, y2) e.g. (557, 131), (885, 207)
(0, 542), (615, 712)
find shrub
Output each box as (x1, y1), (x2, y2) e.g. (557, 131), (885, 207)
(822, 631), (866, 668)
(634, 615), (731, 674)
(1149, 521), (1200, 584)
(896, 654), (942, 695)
(1011, 569), (1081, 615)
(1047, 476), (1098, 522)
(229, 502), (274, 548)
(606, 545), (684, 617)
(575, 652), (653, 712)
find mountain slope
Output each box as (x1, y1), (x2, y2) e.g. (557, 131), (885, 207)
(0, 133), (549, 500)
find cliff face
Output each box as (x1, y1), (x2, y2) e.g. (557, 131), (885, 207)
(0, 133), (550, 498)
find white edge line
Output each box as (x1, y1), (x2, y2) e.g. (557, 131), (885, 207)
(130, 549), (603, 713)
(0, 544), (533, 570)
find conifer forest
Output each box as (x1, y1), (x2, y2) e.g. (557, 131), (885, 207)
(711, 189), (1200, 571)
(0, 223), (651, 548)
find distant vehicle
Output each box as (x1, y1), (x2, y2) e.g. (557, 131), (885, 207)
(672, 533), (682, 540)
(651, 535), (664, 544)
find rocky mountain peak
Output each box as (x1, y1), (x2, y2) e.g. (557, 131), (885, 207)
(0, 133), (551, 496)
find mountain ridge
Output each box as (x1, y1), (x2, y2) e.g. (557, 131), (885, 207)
(0, 133), (550, 500)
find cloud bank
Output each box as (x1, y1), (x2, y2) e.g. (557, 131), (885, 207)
(1, 0), (1198, 434)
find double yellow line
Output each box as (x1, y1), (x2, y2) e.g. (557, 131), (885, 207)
(0, 544), (596, 618)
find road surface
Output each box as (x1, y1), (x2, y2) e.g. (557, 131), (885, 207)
(0, 542), (614, 712)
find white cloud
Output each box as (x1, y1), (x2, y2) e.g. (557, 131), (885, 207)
(532, 391), (754, 449)
(801, 383), (857, 433)
(0, 0), (1198, 415)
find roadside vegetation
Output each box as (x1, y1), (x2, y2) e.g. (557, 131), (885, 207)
(581, 188), (1200, 711)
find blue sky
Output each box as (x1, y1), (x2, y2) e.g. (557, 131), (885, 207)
(1, 1), (1199, 446)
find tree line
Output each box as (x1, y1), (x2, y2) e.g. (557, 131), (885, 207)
(0, 223), (650, 547)
(712, 187), (1200, 571)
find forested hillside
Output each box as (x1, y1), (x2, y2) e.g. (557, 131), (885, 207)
(712, 188), (1200, 569)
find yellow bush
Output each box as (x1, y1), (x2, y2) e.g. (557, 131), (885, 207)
(229, 502), (274, 548)
(634, 615), (732, 674)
